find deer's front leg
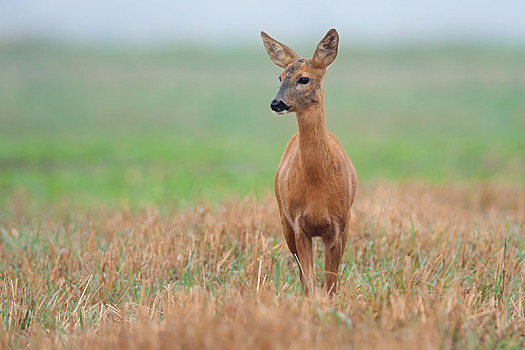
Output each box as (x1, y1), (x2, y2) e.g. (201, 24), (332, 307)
(294, 218), (314, 295)
(322, 222), (343, 295)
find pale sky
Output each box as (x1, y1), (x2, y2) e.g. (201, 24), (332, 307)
(1, 0), (524, 45)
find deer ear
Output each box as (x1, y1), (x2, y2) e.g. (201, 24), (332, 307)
(261, 31), (298, 68)
(312, 29), (339, 68)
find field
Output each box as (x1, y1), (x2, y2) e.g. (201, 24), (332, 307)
(2, 184), (525, 349)
(1, 43), (525, 348)
(1, 43), (524, 206)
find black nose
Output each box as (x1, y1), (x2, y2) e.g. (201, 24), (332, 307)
(270, 99), (289, 112)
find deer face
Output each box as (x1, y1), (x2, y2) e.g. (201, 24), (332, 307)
(271, 59), (322, 114)
(261, 29), (339, 115)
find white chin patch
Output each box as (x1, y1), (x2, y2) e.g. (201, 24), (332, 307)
(274, 110), (289, 115)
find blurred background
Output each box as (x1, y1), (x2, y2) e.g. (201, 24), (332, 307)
(1, 0), (524, 206)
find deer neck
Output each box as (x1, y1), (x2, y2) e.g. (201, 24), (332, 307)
(295, 99), (332, 184)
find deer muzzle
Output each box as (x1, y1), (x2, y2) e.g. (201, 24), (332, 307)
(270, 99), (289, 114)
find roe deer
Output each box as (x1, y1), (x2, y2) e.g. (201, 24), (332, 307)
(261, 29), (357, 295)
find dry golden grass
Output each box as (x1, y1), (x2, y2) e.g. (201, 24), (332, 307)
(1, 182), (524, 349)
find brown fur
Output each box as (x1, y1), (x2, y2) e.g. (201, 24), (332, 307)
(261, 29), (357, 295)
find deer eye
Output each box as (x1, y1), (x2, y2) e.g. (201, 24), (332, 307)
(278, 76), (282, 82)
(298, 77), (310, 84)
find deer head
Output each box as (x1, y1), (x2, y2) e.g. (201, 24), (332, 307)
(261, 29), (339, 115)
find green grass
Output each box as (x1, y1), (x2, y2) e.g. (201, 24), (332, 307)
(1, 43), (524, 206)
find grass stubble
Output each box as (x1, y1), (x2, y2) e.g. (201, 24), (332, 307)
(1, 182), (524, 349)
